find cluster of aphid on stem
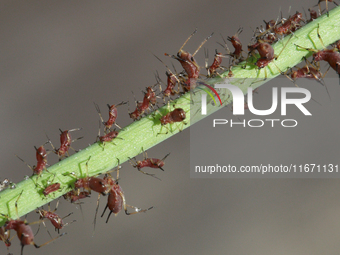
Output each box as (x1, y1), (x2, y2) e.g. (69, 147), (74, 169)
(2, 1), (340, 254)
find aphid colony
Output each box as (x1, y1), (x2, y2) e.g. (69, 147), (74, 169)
(1, 1), (340, 254)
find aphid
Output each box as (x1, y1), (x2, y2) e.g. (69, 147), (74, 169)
(128, 85), (158, 121)
(256, 11), (304, 42)
(33, 174), (62, 197)
(220, 27), (245, 62)
(100, 164), (153, 223)
(67, 156), (112, 196)
(264, 19), (277, 31)
(63, 190), (90, 203)
(160, 108), (186, 126)
(1, 191), (65, 255)
(98, 129), (119, 144)
(16, 141), (50, 177)
(295, 24), (340, 79)
(94, 101), (126, 131)
(277, 12), (304, 36)
(316, 0), (338, 17)
(205, 49), (223, 77)
(144, 86), (157, 107)
(307, 8), (318, 22)
(74, 174), (112, 195)
(291, 64), (323, 81)
(248, 39), (275, 67)
(165, 29), (213, 91)
(153, 54), (181, 99)
(246, 33), (292, 80)
(162, 70), (181, 98)
(129, 149), (170, 180)
(95, 120), (121, 151)
(129, 100), (143, 121)
(49, 128), (83, 160)
(156, 105), (187, 136)
(282, 57), (330, 98)
(277, 57), (327, 105)
(36, 201), (75, 234)
(253, 20), (277, 44)
(276, 12), (304, 35)
(42, 183), (61, 197)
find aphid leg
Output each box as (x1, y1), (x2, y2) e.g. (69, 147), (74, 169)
(121, 192), (153, 215)
(153, 153), (170, 171)
(275, 34), (293, 60)
(30, 233), (66, 253)
(92, 193), (101, 234)
(192, 32), (214, 57)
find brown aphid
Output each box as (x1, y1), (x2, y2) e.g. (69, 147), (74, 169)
(227, 27), (244, 61)
(129, 101), (144, 121)
(280, 57), (330, 100)
(16, 141), (50, 177)
(165, 29), (213, 91)
(42, 183), (60, 197)
(153, 54), (181, 99)
(94, 101), (126, 131)
(95, 120), (121, 151)
(100, 165), (153, 223)
(295, 24), (340, 78)
(205, 49), (224, 77)
(49, 128), (83, 160)
(308, 8), (318, 22)
(37, 202), (75, 234)
(66, 156), (112, 196)
(128, 84), (158, 121)
(274, 12), (304, 36)
(98, 130), (119, 143)
(129, 149), (170, 180)
(247, 39), (274, 70)
(160, 108), (186, 125)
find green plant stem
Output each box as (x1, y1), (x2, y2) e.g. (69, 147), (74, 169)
(1, 6), (340, 227)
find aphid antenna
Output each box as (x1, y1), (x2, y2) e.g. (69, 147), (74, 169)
(178, 28), (198, 53)
(45, 133), (56, 151)
(218, 34), (231, 54)
(62, 127), (83, 133)
(154, 70), (165, 92)
(15, 155), (34, 173)
(93, 102), (105, 125)
(112, 101), (128, 108)
(227, 27), (243, 42)
(193, 32), (214, 57)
